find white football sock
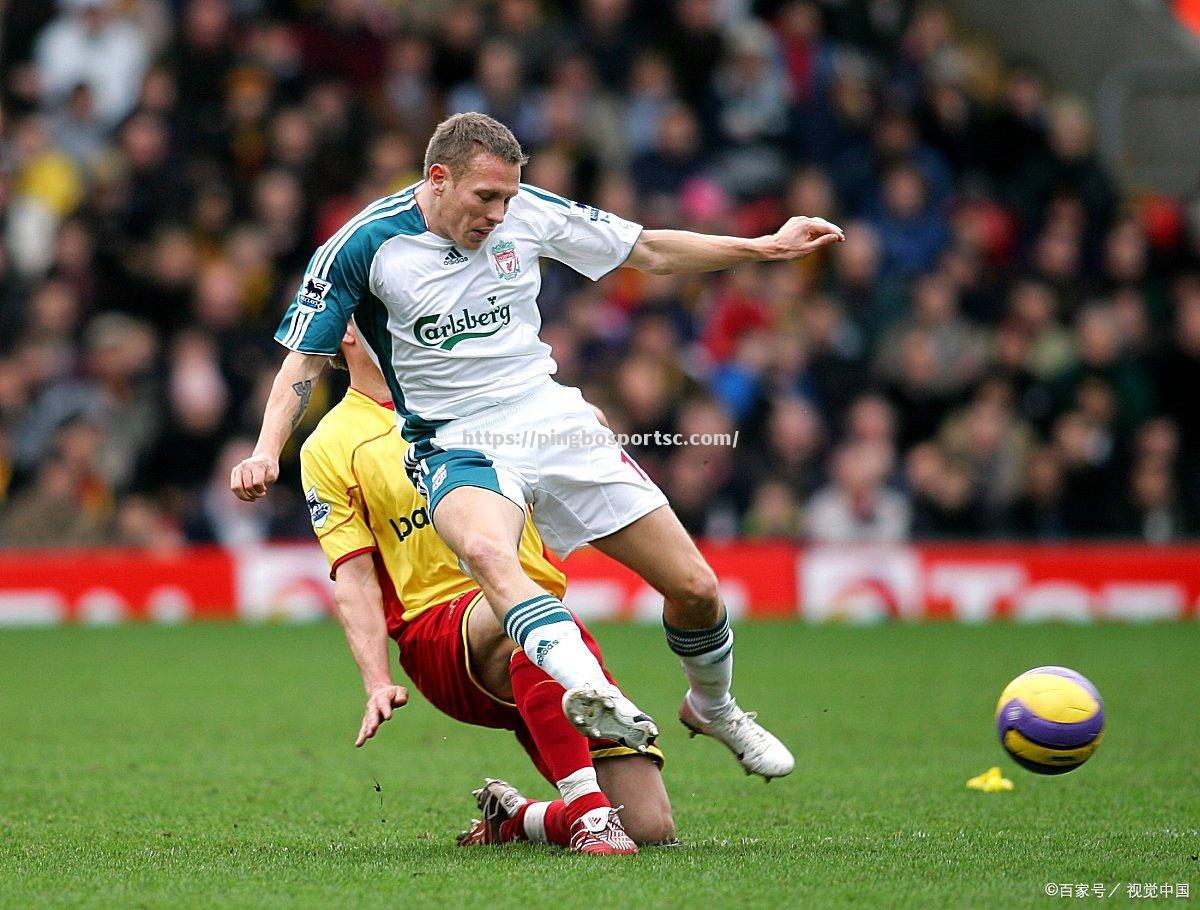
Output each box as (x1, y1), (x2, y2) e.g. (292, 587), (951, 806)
(522, 801), (551, 843)
(504, 595), (606, 690)
(666, 614), (734, 717)
(555, 766), (601, 805)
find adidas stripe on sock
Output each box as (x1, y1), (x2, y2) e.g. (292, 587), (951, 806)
(503, 594), (606, 691)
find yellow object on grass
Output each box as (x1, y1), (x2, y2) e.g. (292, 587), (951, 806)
(966, 766), (1014, 792)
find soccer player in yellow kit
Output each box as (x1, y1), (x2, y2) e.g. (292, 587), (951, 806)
(299, 324), (672, 854)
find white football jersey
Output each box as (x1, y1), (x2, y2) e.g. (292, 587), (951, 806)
(275, 182), (642, 435)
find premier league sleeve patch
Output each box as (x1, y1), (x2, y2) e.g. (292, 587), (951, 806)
(568, 201), (612, 223)
(305, 485), (331, 528)
(298, 274), (332, 311)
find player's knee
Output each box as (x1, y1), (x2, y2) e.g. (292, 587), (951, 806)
(456, 532), (518, 583)
(667, 560), (722, 619)
(624, 808), (676, 846)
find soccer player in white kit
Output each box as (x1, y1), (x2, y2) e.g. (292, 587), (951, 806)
(233, 113), (844, 779)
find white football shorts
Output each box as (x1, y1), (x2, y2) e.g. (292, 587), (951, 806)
(411, 378), (668, 557)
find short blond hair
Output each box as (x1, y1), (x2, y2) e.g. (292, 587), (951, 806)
(423, 112), (527, 178)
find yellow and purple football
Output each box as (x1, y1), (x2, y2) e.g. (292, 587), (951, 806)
(995, 666), (1104, 775)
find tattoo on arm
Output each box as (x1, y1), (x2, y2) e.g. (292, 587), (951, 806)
(290, 379), (313, 431)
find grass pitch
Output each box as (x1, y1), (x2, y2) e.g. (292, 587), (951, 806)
(1, 620), (1197, 908)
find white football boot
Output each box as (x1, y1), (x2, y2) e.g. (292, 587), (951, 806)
(679, 694), (794, 780)
(562, 682), (658, 752)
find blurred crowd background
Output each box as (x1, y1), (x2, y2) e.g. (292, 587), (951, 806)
(2, 0), (1199, 550)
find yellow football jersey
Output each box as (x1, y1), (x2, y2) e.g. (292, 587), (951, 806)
(299, 388), (567, 627)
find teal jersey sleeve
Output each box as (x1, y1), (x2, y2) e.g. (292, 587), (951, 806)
(275, 240), (372, 355)
(274, 186), (425, 354)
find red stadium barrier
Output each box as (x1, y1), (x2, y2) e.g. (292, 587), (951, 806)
(0, 546), (236, 624)
(798, 543), (1200, 623)
(0, 542), (1197, 625)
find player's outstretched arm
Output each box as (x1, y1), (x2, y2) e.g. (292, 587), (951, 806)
(333, 553), (409, 747)
(231, 351), (328, 501)
(624, 216), (845, 275)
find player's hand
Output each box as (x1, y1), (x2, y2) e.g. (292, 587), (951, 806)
(356, 684), (408, 747)
(768, 216), (845, 259)
(230, 454), (280, 502)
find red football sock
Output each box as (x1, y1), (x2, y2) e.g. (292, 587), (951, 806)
(510, 651), (611, 827)
(510, 651), (598, 784)
(499, 799), (573, 845)
(542, 800), (572, 844)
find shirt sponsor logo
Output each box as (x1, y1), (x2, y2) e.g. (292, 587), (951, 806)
(490, 239), (521, 280)
(412, 296), (511, 350)
(298, 275), (331, 311)
(388, 506), (430, 542)
(305, 485), (331, 528)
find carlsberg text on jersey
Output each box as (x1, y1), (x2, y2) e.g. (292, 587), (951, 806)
(414, 299), (512, 350)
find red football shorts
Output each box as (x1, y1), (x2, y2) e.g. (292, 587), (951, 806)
(394, 589), (663, 783)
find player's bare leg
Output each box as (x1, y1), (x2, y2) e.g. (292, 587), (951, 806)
(434, 485), (656, 750)
(591, 505), (794, 778)
(431, 485), (546, 610)
(595, 755), (675, 845)
(462, 596), (516, 700)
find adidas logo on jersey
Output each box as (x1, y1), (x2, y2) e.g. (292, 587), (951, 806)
(442, 246), (468, 266)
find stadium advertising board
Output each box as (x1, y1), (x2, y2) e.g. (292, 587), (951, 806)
(0, 543), (1196, 625)
(0, 547), (236, 625)
(798, 544), (1200, 622)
